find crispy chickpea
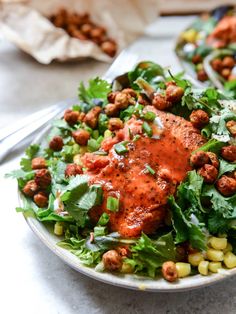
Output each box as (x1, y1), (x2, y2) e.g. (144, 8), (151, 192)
(222, 56), (235, 69)
(190, 109), (209, 129)
(100, 40), (117, 58)
(221, 145), (236, 162)
(65, 163), (83, 177)
(192, 54), (202, 64)
(122, 88), (137, 98)
(216, 175), (236, 196)
(108, 118), (124, 131)
(226, 120), (236, 137)
(198, 164), (218, 184)
(90, 27), (105, 39)
(152, 94), (172, 111)
(138, 94), (150, 106)
(221, 68), (231, 80)
(114, 92), (130, 109)
(165, 84), (184, 104)
(104, 103), (120, 117)
(211, 58), (223, 72)
(72, 129), (90, 146)
(78, 112), (86, 122)
(102, 250), (122, 271)
(33, 192), (48, 208)
(64, 109), (79, 125)
(84, 106), (102, 129)
(31, 157), (47, 170)
(162, 261), (178, 282)
(190, 151), (210, 168)
(35, 169), (51, 189)
(72, 29), (87, 40)
(80, 23), (93, 36)
(22, 180), (39, 197)
(107, 91), (119, 103)
(207, 152), (219, 169)
(49, 136), (64, 151)
(197, 69), (208, 81)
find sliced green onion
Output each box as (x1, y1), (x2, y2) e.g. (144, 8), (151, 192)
(97, 136), (104, 145)
(87, 138), (100, 152)
(94, 226), (107, 237)
(143, 111), (156, 121)
(72, 104), (81, 111)
(97, 213), (110, 226)
(107, 196), (119, 212)
(145, 164), (155, 175)
(133, 134), (141, 142)
(142, 121), (153, 137)
(94, 151), (108, 156)
(114, 142), (128, 155)
(92, 130), (99, 139)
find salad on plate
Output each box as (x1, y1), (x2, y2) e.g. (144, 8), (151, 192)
(8, 61), (236, 283)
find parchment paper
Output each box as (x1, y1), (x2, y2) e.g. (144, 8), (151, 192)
(0, 0), (159, 63)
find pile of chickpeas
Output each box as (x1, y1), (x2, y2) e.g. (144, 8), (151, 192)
(49, 8), (117, 57)
(211, 55), (236, 81)
(162, 237), (236, 282)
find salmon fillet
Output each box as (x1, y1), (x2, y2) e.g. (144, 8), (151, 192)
(83, 106), (205, 237)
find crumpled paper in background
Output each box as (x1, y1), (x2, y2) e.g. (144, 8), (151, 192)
(0, 0), (159, 63)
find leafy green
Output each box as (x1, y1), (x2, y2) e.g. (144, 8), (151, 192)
(218, 158), (236, 177)
(19, 144), (40, 171)
(194, 138), (225, 154)
(78, 77), (111, 112)
(210, 108), (236, 141)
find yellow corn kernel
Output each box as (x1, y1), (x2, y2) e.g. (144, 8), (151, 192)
(120, 262), (133, 274)
(79, 146), (87, 155)
(104, 130), (112, 139)
(206, 249), (224, 262)
(54, 222), (63, 236)
(188, 252), (204, 266)
(73, 154), (81, 164)
(181, 29), (198, 43)
(209, 237), (227, 250)
(176, 263), (191, 278)
(209, 262), (222, 273)
(223, 243), (233, 254)
(224, 252), (236, 269)
(198, 261), (209, 276)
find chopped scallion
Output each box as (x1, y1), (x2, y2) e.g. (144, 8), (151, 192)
(94, 226), (107, 237)
(107, 196), (119, 212)
(97, 212), (110, 226)
(142, 121), (153, 137)
(143, 111), (156, 121)
(133, 134), (141, 142)
(145, 164), (155, 175)
(114, 142), (128, 155)
(87, 138), (100, 152)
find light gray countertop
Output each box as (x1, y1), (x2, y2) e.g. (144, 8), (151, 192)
(1, 16), (236, 314)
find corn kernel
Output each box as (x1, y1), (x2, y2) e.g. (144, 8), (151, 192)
(188, 252), (204, 266)
(209, 262), (222, 273)
(206, 249), (224, 262)
(54, 222), (63, 236)
(176, 263), (191, 278)
(79, 146), (87, 155)
(120, 262), (133, 274)
(181, 29), (198, 43)
(209, 237), (227, 250)
(224, 252), (236, 269)
(223, 243), (233, 254)
(198, 261), (209, 276)
(73, 154), (81, 164)
(104, 130), (112, 139)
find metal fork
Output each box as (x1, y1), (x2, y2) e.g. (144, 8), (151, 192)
(0, 50), (139, 163)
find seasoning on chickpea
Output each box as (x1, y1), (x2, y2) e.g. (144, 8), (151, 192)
(72, 129), (90, 146)
(162, 261), (178, 282)
(102, 250), (123, 271)
(31, 157), (47, 170)
(198, 164), (218, 184)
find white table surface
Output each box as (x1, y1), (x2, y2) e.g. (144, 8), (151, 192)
(1, 16), (236, 314)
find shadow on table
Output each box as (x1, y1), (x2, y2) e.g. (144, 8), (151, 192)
(25, 230), (236, 314)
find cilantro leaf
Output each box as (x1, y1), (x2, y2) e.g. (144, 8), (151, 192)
(194, 138), (225, 154)
(218, 158), (236, 177)
(25, 144), (40, 159)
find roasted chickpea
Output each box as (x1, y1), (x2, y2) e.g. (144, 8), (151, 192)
(64, 109), (79, 125)
(162, 261), (178, 282)
(31, 157), (47, 170)
(116, 246), (130, 258)
(221, 68), (231, 80)
(138, 94), (151, 106)
(122, 88), (137, 98)
(222, 56), (235, 69)
(78, 112), (86, 122)
(108, 118), (124, 131)
(33, 192), (48, 208)
(226, 120), (236, 137)
(65, 163), (83, 177)
(102, 250), (122, 271)
(80, 23), (93, 36)
(207, 152), (219, 169)
(72, 129), (90, 146)
(72, 29), (87, 40)
(84, 106), (102, 129)
(190, 109), (209, 129)
(198, 164), (218, 184)
(104, 103), (120, 117)
(197, 69), (208, 82)
(152, 94), (172, 111)
(114, 92), (130, 110)
(165, 84), (184, 104)
(100, 40), (117, 58)
(221, 145), (236, 162)
(190, 151), (210, 168)
(211, 58), (223, 72)
(22, 180), (39, 197)
(35, 169), (51, 189)
(107, 91), (119, 103)
(49, 136), (64, 151)
(192, 54), (202, 64)
(216, 175), (236, 196)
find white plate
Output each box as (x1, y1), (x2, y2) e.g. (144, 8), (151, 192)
(19, 101), (236, 292)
